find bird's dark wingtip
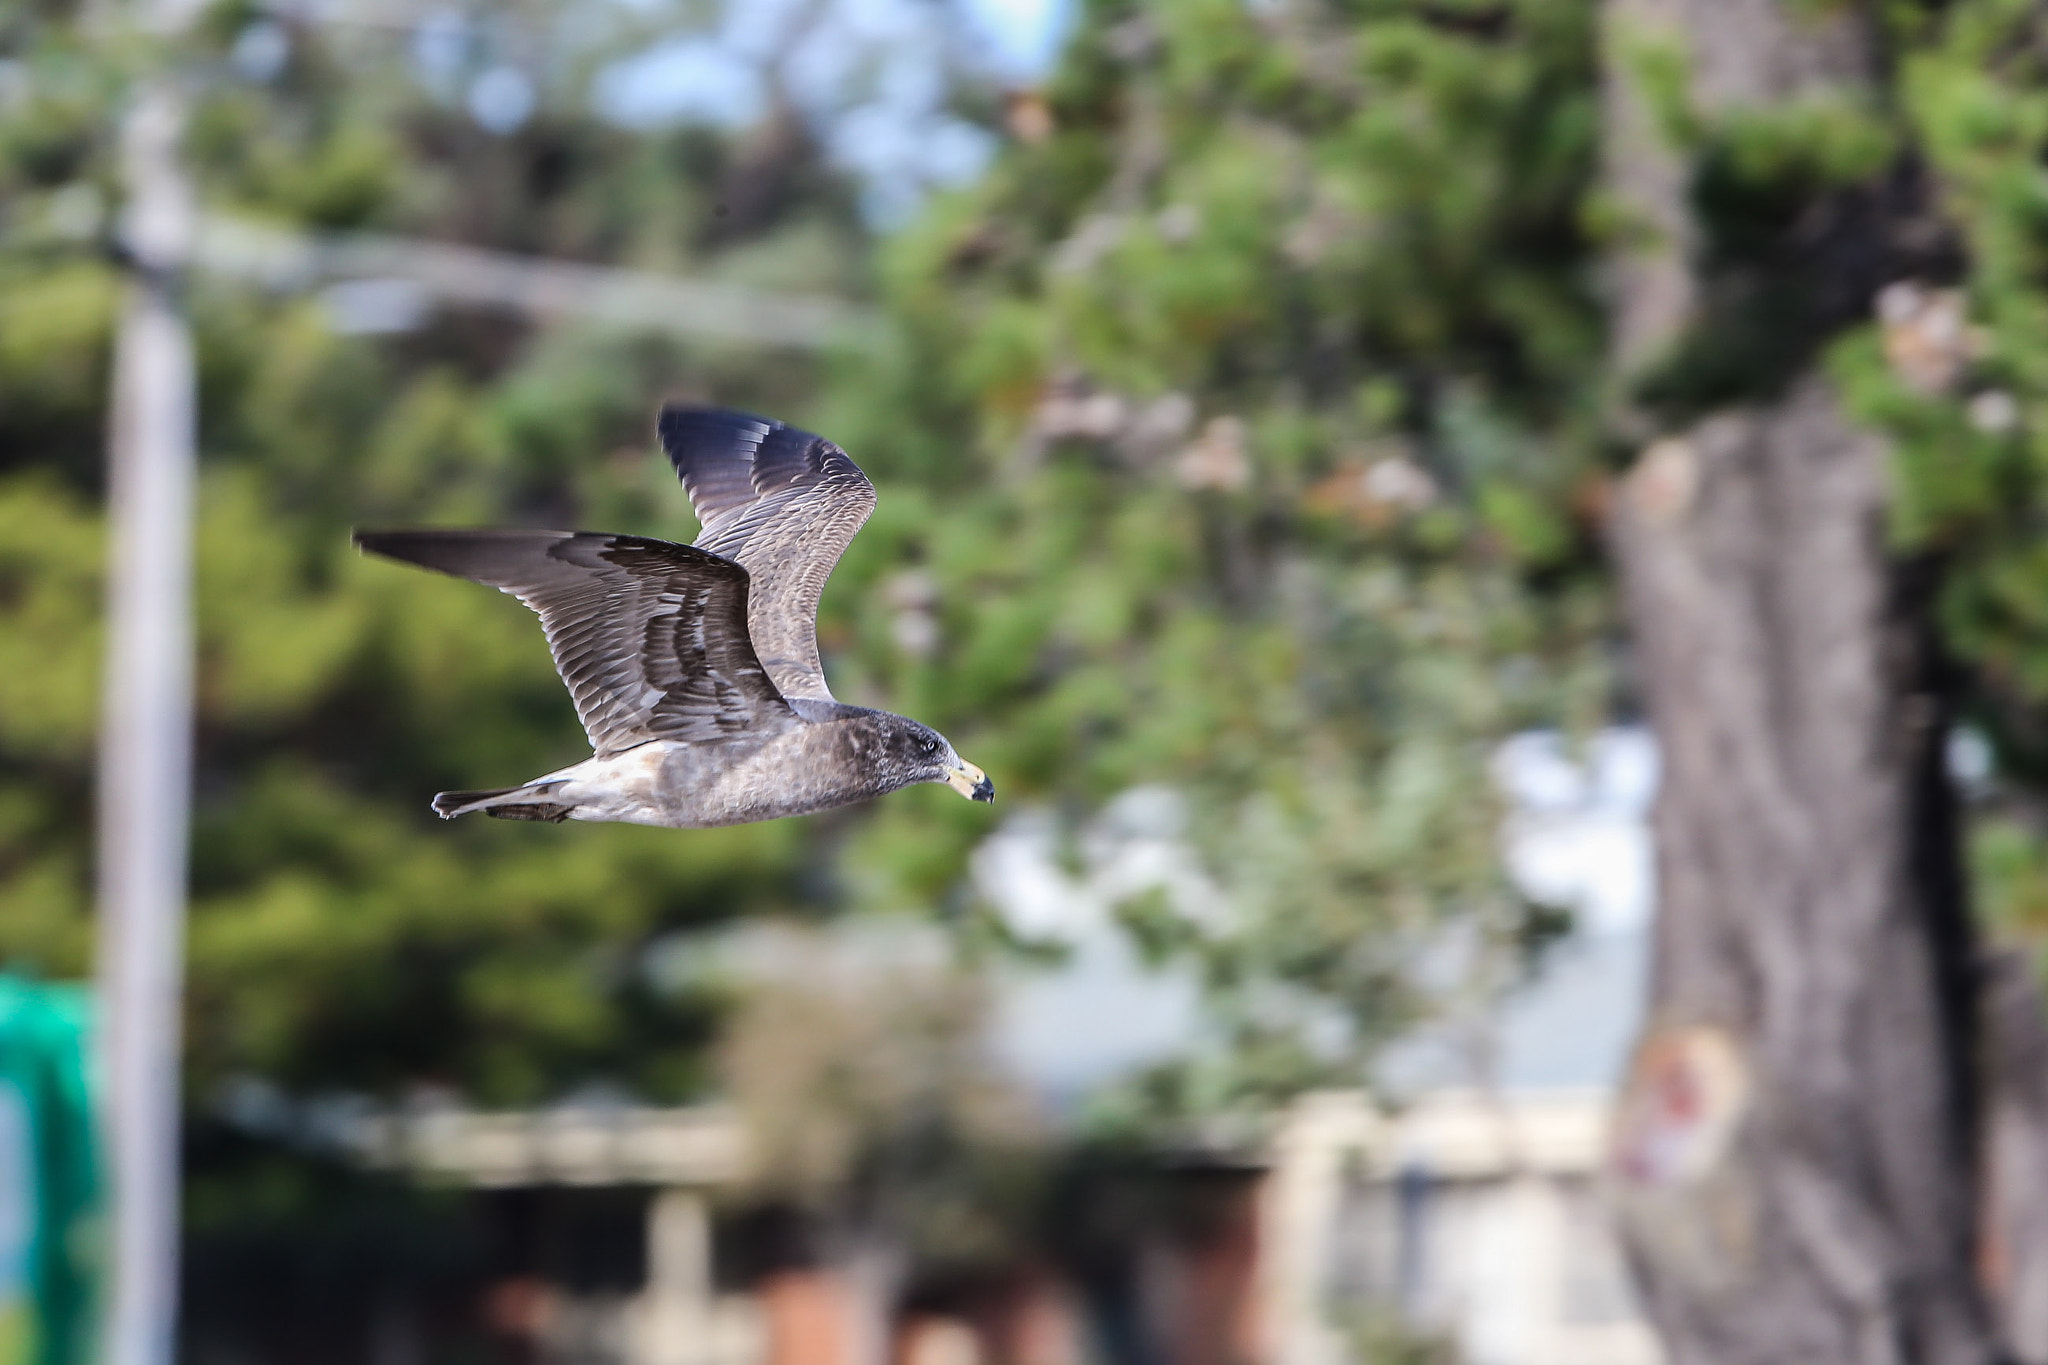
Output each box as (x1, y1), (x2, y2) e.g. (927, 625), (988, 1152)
(657, 401), (776, 427)
(349, 528), (589, 583)
(656, 404), (779, 459)
(352, 529), (452, 571)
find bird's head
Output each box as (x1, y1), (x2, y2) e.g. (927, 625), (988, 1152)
(875, 715), (993, 803)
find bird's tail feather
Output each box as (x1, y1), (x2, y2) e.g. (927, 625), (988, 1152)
(432, 786), (575, 823)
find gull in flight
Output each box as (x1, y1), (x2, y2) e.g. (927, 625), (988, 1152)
(356, 405), (993, 826)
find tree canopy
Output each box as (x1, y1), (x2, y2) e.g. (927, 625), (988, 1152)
(0, 0), (880, 1109)
(7, 0), (2048, 1272)
(0, 0), (1625, 1129)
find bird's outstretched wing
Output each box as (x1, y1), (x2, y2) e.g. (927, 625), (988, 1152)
(657, 405), (877, 703)
(356, 529), (793, 756)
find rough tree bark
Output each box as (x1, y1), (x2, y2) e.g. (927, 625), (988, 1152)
(1981, 948), (2048, 1364)
(1600, 3), (2003, 1363)
(1608, 385), (1993, 1365)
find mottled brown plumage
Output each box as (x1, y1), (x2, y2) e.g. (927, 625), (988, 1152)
(355, 406), (991, 828)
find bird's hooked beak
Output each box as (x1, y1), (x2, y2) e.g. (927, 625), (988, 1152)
(944, 759), (995, 803)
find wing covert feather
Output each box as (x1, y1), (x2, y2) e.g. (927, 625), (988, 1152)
(355, 529), (791, 756)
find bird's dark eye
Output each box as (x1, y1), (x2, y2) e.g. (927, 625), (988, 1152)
(922, 737), (941, 755)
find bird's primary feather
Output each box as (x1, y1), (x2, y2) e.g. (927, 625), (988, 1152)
(657, 406), (876, 703)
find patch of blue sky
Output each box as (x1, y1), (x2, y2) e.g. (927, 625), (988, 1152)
(410, 9), (473, 90)
(827, 105), (997, 224)
(590, 35), (765, 129)
(588, 0), (1069, 222)
(470, 65), (538, 132)
(778, 5), (943, 118)
(957, 0), (1073, 79)
(718, 0), (817, 64)
(1494, 727), (1657, 938)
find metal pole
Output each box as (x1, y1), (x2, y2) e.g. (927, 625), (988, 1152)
(96, 78), (196, 1365)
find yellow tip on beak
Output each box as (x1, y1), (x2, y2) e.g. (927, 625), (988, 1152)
(945, 760), (994, 803)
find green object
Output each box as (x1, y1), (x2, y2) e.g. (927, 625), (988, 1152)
(0, 980), (97, 1365)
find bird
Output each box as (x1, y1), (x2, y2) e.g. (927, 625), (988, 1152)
(354, 404), (993, 828)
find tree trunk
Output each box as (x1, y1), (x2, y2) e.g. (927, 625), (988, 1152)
(1600, 4), (2001, 1364)
(1981, 947), (2048, 1364)
(1608, 382), (1994, 1365)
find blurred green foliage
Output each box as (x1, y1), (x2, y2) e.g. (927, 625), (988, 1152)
(1883, 3), (2048, 725)
(1543, 0), (2048, 967)
(16, 0), (2048, 1344)
(1813, 4), (2048, 949)
(34, 0), (2048, 1155)
(0, 0), (875, 1111)
(0, 0), (1623, 1135)
(820, 0), (1612, 1108)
